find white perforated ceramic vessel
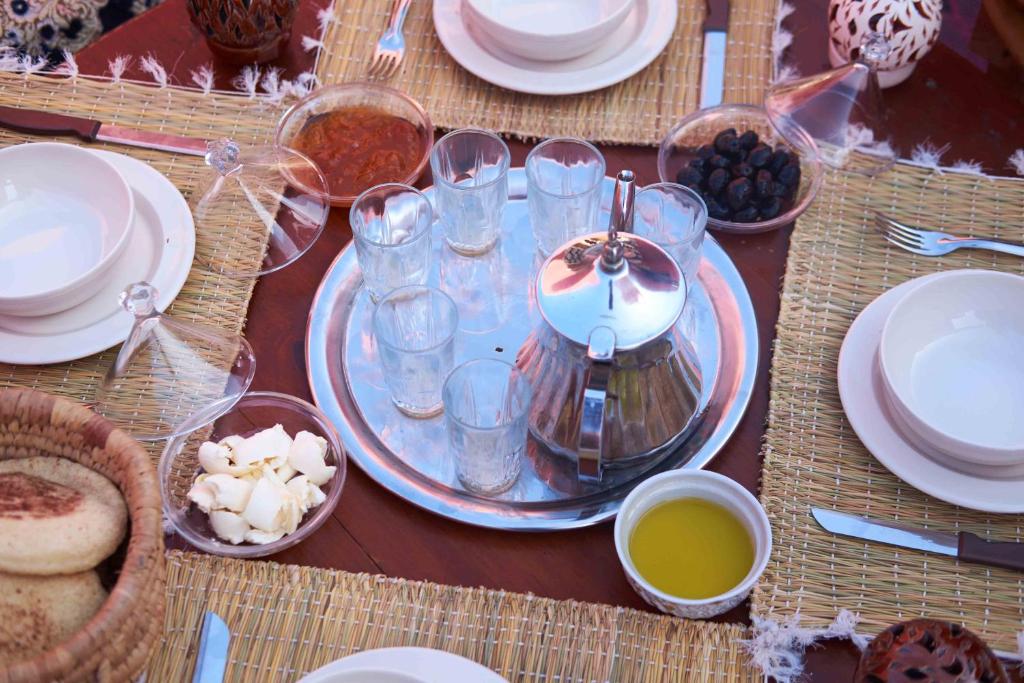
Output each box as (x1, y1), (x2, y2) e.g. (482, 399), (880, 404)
(614, 469), (772, 619)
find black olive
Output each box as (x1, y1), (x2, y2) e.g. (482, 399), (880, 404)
(714, 131), (740, 157)
(769, 181), (788, 198)
(676, 166), (704, 187)
(731, 163), (754, 179)
(747, 143), (772, 168)
(707, 167), (730, 194)
(696, 144), (716, 160)
(778, 162), (801, 187)
(738, 130), (759, 150)
(755, 169), (774, 197)
(768, 149), (792, 175)
(705, 196), (730, 220)
(720, 127), (737, 137)
(759, 196), (783, 220)
(725, 177), (753, 211)
(688, 158), (707, 175)
(708, 154), (731, 169)
(733, 206), (760, 222)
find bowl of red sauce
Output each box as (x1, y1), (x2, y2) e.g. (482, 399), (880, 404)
(276, 84), (434, 207)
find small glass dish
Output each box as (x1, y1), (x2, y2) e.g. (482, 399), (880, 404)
(657, 104), (823, 234)
(159, 391), (346, 558)
(275, 84), (434, 207)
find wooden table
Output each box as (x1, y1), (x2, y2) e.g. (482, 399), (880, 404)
(76, 3), (1024, 680)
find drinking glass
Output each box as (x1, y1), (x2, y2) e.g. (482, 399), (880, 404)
(373, 286), (458, 418)
(442, 359), (532, 495)
(351, 184), (434, 302)
(429, 128), (510, 256)
(526, 137), (606, 256)
(633, 182), (708, 289)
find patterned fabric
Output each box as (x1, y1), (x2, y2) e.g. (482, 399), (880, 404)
(1, 0), (162, 58)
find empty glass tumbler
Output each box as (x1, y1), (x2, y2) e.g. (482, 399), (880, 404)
(351, 184), (434, 302)
(633, 182), (708, 289)
(442, 359), (532, 495)
(429, 128), (510, 256)
(373, 286), (458, 418)
(526, 137), (606, 256)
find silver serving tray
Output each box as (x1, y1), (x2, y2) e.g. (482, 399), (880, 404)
(306, 169), (757, 531)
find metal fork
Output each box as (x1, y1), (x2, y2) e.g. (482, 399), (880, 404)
(875, 212), (1024, 258)
(368, 0), (413, 79)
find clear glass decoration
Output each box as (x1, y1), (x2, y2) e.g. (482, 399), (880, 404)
(765, 33), (897, 176)
(93, 282), (256, 441)
(191, 139), (330, 277)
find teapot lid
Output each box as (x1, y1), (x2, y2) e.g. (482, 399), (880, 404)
(536, 170), (685, 352)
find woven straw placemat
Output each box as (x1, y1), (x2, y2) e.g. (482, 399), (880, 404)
(751, 162), (1024, 652)
(0, 74), (281, 453)
(148, 550), (757, 682)
(315, 0), (776, 145)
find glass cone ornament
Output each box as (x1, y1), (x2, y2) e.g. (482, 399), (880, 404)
(94, 282), (256, 441)
(192, 139), (330, 278)
(765, 33), (897, 176)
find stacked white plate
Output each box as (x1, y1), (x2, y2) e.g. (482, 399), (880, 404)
(839, 269), (1024, 513)
(0, 142), (195, 364)
(435, 0), (677, 95)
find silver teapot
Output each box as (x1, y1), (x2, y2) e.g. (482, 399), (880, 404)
(515, 171), (703, 481)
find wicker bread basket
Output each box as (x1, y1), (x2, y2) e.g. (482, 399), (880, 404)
(0, 388), (165, 683)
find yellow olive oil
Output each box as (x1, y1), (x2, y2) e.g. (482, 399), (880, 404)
(628, 498), (754, 600)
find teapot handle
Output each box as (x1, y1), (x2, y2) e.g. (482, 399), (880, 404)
(577, 327), (616, 482)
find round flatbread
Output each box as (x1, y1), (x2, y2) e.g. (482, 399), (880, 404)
(0, 457), (127, 575)
(0, 569), (108, 666)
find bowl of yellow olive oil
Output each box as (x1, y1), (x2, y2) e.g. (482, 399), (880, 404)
(614, 470), (772, 619)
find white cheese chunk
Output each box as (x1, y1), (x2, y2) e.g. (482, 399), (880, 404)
(245, 528), (286, 544)
(201, 473), (254, 513)
(232, 424), (293, 468)
(241, 477), (286, 532)
(209, 510), (250, 544)
(198, 441), (253, 477)
(288, 430), (336, 486)
(187, 480), (217, 513)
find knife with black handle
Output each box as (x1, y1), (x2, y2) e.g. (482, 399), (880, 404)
(813, 507), (1024, 572)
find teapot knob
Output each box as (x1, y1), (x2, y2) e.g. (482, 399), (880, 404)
(601, 170), (636, 271)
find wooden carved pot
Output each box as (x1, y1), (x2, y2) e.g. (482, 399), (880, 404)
(187, 0), (299, 64)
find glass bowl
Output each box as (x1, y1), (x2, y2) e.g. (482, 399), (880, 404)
(160, 391), (346, 558)
(275, 83), (434, 207)
(657, 104), (823, 234)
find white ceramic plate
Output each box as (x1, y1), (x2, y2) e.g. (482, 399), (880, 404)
(0, 150), (195, 364)
(433, 0), (677, 96)
(298, 647), (508, 683)
(838, 274), (1024, 513)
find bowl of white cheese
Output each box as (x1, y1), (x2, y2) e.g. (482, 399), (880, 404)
(159, 391), (346, 558)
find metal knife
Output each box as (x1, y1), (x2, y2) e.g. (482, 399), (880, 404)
(812, 507), (1024, 573)
(699, 0), (729, 109)
(0, 105), (209, 156)
(192, 611), (231, 683)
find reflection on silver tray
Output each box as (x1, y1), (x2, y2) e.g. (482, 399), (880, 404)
(306, 169), (758, 530)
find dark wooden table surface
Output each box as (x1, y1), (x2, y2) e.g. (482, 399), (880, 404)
(76, 2), (1024, 680)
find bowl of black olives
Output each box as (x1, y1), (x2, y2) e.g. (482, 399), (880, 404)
(657, 104), (823, 234)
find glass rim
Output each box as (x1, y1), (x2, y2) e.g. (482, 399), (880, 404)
(429, 128), (511, 192)
(442, 358), (532, 431)
(635, 181), (709, 243)
(372, 285), (459, 353)
(525, 137), (607, 199)
(349, 183), (434, 248)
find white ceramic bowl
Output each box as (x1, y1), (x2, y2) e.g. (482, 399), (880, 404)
(0, 143), (134, 316)
(463, 0), (635, 62)
(878, 269), (1024, 468)
(614, 470), (772, 619)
